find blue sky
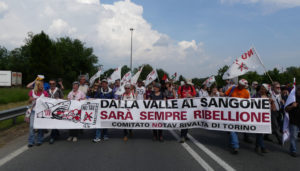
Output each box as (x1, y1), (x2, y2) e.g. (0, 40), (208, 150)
(102, 0), (300, 70)
(0, 0), (299, 78)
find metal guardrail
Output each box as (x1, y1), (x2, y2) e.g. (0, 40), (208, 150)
(0, 105), (28, 123)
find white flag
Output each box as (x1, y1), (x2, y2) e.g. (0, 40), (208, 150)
(121, 71), (131, 85)
(108, 66), (122, 84)
(115, 84), (125, 96)
(282, 78), (296, 144)
(203, 76), (215, 87)
(89, 68), (102, 86)
(223, 47), (264, 80)
(145, 69), (158, 87)
(131, 66), (144, 85)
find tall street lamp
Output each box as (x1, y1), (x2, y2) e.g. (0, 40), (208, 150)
(130, 28), (134, 73)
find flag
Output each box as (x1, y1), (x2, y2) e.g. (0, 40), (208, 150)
(131, 66), (144, 85)
(115, 84), (125, 96)
(162, 74), (167, 81)
(203, 76), (215, 87)
(223, 47), (264, 80)
(171, 72), (177, 81)
(145, 69), (158, 86)
(121, 71), (131, 85)
(108, 66), (122, 84)
(282, 78), (296, 144)
(89, 68), (102, 86)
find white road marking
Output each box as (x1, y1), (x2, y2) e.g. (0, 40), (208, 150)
(187, 133), (236, 171)
(0, 145), (28, 167)
(169, 130), (214, 171)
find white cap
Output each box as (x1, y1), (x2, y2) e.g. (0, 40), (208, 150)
(238, 79), (248, 86)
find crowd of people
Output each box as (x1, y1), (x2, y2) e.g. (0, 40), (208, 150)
(25, 74), (300, 157)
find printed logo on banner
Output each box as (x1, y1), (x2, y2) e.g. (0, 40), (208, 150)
(80, 103), (99, 128)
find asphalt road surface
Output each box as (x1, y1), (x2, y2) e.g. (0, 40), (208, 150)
(0, 128), (299, 171)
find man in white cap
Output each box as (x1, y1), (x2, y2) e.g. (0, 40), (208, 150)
(225, 79), (250, 154)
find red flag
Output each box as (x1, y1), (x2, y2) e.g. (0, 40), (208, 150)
(162, 74), (167, 81)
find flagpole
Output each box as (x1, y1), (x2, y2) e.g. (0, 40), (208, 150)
(252, 46), (273, 83)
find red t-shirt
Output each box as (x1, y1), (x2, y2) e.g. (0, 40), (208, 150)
(177, 85), (196, 98)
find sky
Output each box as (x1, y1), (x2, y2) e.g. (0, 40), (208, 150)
(0, 0), (299, 78)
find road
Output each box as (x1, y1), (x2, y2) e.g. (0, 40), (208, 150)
(0, 128), (299, 171)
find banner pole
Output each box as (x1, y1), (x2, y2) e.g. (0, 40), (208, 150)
(252, 46), (273, 83)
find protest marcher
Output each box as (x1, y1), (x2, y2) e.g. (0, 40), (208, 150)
(135, 80), (146, 100)
(78, 75), (89, 95)
(93, 79), (114, 143)
(210, 86), (220, 97)
(87, 82), (99, 98)
(149, 83), (166, 142)
(252, 84), (275, 154)
(281, 87), (289, 102)
(145, 85), (153, 99)
(265, 82), (283, 144)
(199, 84), (209, 97)
(222, 79), (234, 93)
(27, 80), (49, 147)
(26, 75), (50, 91)
(67, 81), (85, 142)
(122, 84), (136, 141)
(56, 78), (65, 90)
(250, 81), (258, 97)
(285, 86), (300, 157)
(177, 79), (196, 143)
(113, 79), (121, 99)
(225, 79), (250, 154)
(164, 81), (176, 99)
(47, 79), (64, 144)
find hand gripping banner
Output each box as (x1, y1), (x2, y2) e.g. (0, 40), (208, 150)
(33, 97), (271, 133)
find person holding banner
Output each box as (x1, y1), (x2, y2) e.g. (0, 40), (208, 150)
(149, 83), (166, 142)
(93, 79), (114, 143)
(252, 84), (275, 154)
(285, 86), (300, 157)
(122, 84), (136, 141)
(27, 80), (49, 147)
(135, 80), (146, 100)
(177, 79), (196, 143)
(113, 79), (121, 100)
(164, 81), (176, 99)
(67, 81), (86, 142)
(225, 79), (250, 154)
(47, 79), (64, 144)
(199, 84), (209, 97)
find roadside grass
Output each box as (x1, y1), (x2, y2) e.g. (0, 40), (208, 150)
(0, 88), (29, 105)
(0, 115), (25, 130)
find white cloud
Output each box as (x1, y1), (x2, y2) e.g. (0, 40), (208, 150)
(0, 1), (8, 13)
(0, 0), (212, 78)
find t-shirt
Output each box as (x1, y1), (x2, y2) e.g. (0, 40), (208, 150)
(67, 90), (86, 100)
(225, 86), (250, 99)
(28, 90), (49, 106)
(136, 86), (146, 100)
(150, 92), (165, 100)
(199, 89), (209, 97)
(177, 85), (196, 98)
(122, 92), (136, 100)
(47, 88), (64, 99)
(287, 103), (300, 126)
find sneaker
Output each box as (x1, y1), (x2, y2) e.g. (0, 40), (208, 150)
(123, 136), (128, 142)
(36, 143), (42, 146)
(290, 152), (297, 157)
(49, 138), (55, 144)
(28, 144), (33, 148)
(67, 136), (72, 141)
(232, 148), (239, 154)
(93, 138), (101, 143)
(72, 137), (78, 142)
(103, 137), (109, 141)
(179, 137), (185, 143)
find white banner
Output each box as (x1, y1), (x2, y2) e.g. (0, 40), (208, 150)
(223, 47), (264, 79)
(145, 69), (158, 86)
(34, 97), (272, 133)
